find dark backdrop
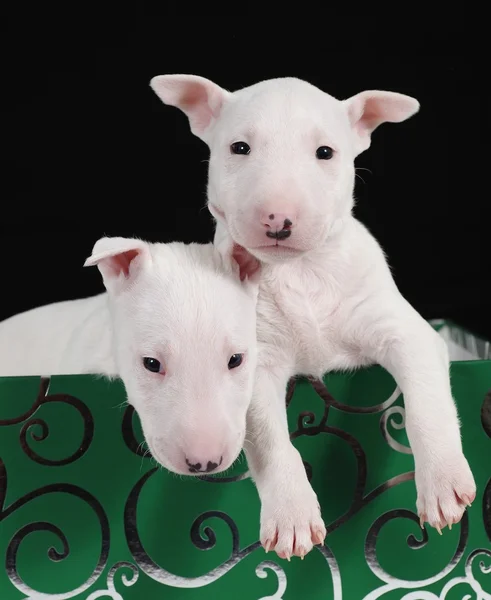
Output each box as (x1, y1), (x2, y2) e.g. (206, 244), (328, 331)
(1, 14), (490, 339)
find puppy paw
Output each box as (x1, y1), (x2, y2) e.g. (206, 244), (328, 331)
(416, 452), (476, 533)
(260, 480), (326, 560)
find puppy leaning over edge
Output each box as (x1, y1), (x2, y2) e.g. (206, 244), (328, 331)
(0, 236), (261, 478)
(150, 74), (477, 560)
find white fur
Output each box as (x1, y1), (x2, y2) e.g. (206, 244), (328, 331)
(0, 237), (261, 477)
(151, 74), (477, 559)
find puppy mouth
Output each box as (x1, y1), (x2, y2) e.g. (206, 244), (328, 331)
(207, 204), (307, 257)
(254, 244), (306, 255)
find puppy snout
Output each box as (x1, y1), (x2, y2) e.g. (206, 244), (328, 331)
(185, 455), (223, 474)
(261, 212), (293, 240)
(181, 434), (227, 474)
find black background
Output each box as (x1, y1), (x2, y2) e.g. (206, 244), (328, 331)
(1, 13), (490, 339)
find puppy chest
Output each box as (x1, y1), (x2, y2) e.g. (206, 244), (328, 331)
(260, 270), (343, 374)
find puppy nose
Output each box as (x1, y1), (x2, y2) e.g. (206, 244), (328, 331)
(185, 455), (223, 474)
(266, 228), (292, 240)
(262, 213), (293, 240)
(262, 212), (293, 230)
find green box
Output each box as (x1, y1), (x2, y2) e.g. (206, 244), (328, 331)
(0, 320), (490, 599)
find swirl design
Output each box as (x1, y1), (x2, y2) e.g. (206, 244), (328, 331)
(0, 365), (489, 597)
(255, 561), (287, 599)
(379, 405), (412, 454)
(0, 377), (94, 466)
(364, 509), (468, 599)
(379, 549), (491, 599)
(0, 377), (108, 598)
(124, 467), (263, 588)
(85, 562), (139, 599)
(0, 459), (110, 598)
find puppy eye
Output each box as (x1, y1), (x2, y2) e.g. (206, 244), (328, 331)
(316, 146), (334, 160)
(228, 353), (244, 369)
(230, 141), (251, 155)
(143, 357), (165, 374)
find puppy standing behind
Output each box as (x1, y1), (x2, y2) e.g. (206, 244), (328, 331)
(0, 236), (261, 477)
(150, 74), (477, 560)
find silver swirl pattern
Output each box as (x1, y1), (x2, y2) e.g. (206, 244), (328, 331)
(0, 373), (489, 598)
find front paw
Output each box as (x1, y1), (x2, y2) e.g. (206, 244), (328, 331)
(260, 480), (326, 560)
(416, 451), (476, 532)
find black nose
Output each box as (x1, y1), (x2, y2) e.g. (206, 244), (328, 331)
(186, 457), (223, 474)
(266, 228), (292, 240)
(265, 217), (292, 240)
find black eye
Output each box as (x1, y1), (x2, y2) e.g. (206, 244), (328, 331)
(228, 353), (244, 369)
(143, 357), (163, 373)
(316, 146), (334, 160)
(230, 141), (251, 155)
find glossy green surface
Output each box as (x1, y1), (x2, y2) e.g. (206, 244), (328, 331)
(0, 361), (490, 599)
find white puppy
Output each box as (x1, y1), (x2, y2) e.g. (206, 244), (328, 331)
(0, 236), (261, 477)
(150, 74), (477, 559)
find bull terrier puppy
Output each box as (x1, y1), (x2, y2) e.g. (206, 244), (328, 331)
(150, 74), (476, 559)
(0, 236), (261, 477)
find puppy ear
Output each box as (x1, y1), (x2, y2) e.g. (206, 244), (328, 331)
(229, 243), (261, 284)
(214, 223), (261, 289)
(149, 74), (232, 140)
(84, 236), (151, 291)
(343, 90), (420, 155)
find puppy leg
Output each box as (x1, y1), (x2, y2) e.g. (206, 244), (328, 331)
(245, 365), (326, 560)
(348, 291), (476, 532)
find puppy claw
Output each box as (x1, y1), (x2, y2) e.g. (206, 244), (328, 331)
(313, 529), (325, 545)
